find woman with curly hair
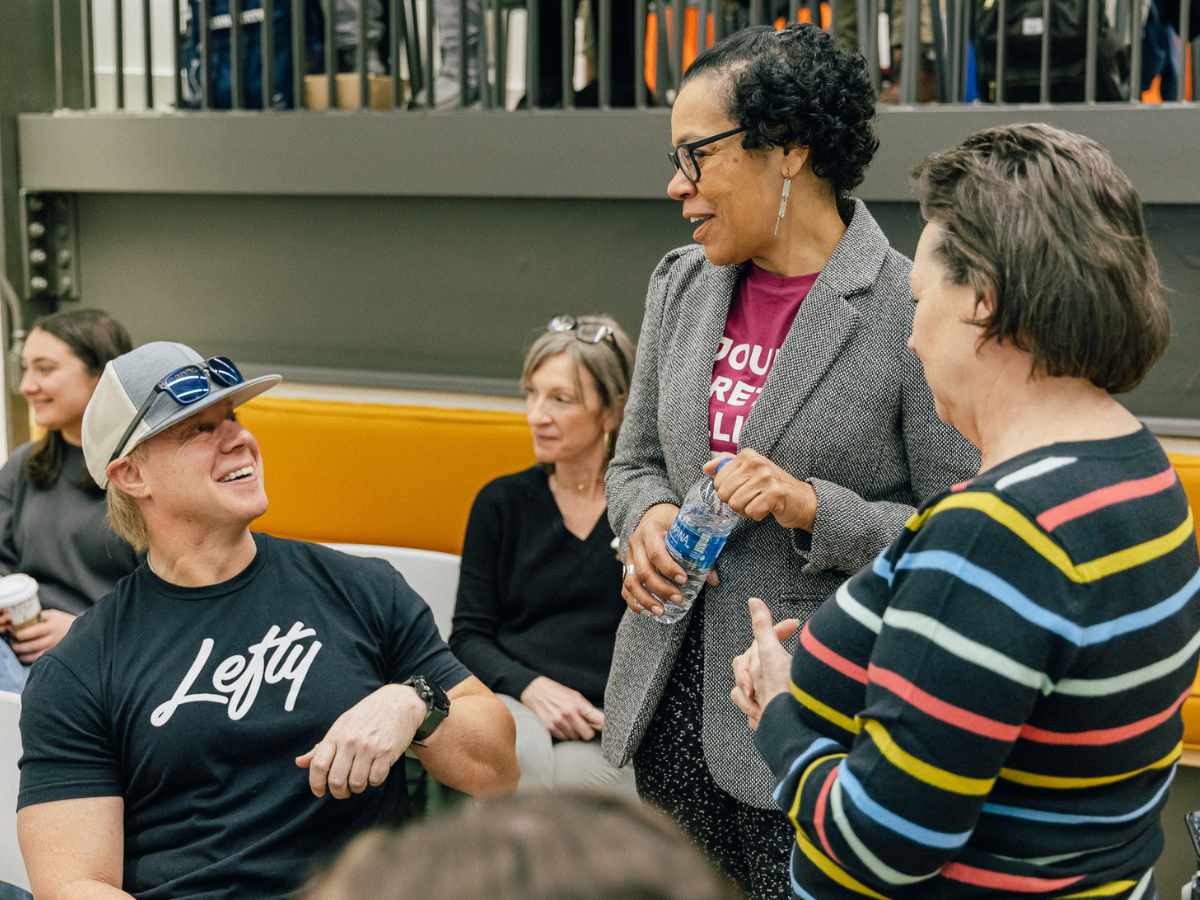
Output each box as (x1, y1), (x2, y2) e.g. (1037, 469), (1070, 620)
(602, 23), (978, 899)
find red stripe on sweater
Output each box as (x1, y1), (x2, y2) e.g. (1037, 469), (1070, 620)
(1037, 467), (1177, 532)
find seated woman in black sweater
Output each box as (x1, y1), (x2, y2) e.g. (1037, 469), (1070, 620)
(450, 315), (636, 793)
(0, 309), (137, 692)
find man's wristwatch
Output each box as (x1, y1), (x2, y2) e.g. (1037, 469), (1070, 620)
(400, 675), (450, 747)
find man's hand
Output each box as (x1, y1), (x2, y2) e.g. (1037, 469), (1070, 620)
(520, 676), (603, 741)
(10, 609), (77, 663)
(704, 449), (817, 531)
(295, 684), (427, 799)
(731, 598), (799, 730)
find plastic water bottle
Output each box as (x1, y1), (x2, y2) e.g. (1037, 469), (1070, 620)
(651, 461), (740, 624)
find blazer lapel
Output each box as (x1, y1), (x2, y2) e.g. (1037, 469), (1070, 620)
(664, 258), (744, 479)
(739, 199), (890, 460)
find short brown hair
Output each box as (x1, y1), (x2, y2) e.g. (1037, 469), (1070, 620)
(520, 314), (636, 465)
(300, 791), (742, 900)
(912, 123), (1169, 394)
(106, 442), (150, 552)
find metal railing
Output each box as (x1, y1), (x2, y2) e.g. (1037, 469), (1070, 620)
(49, 0), (1200, 113)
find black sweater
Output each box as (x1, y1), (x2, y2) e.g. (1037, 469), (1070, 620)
(449, 467), (625, 708)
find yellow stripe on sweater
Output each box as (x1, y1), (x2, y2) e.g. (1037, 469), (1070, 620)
(906, 494), (1193, 583)
(1001, 742), (1181, 789)
(1057, 880), (1138, 898)
(794, 824), (895, 900)
(862, 719), (995, 796)
(792, 682), (862, 735)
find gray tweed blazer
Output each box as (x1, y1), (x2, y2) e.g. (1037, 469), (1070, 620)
(602, 200), (980, 809)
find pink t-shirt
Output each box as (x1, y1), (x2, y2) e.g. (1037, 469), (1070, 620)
(708, 265), (817, 454)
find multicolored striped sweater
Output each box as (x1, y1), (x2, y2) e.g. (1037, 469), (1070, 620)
(754, 427), (1200, 900)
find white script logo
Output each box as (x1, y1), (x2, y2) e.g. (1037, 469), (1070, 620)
(151, 622), (323, 726)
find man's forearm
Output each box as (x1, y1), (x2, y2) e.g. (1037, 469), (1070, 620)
(414, 692), (518, 798)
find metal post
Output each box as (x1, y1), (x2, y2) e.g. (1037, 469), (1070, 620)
(389, 0), (402, 106)
(561, 0), (573, 106)
(671, 0), (684, 86)
(959, 0), (971, 99)
(53, 0), (65, 108)
(749, 0), (764, 25)
(479, 0), (492, 107)
(292, 0), (306, 107)
(856, 0), (871, 78)
(600, 0), (612, 106)
(262, 0), (275, 107)
(115, 0), (125, 107)
(930, 0), (949, 100)
(527, 0), (540, 106)
(948, 0), (962, 101)
(1128, 0), (1141, 101)
(1179, 3), (1191, 98)
(994, 0), (1005, 101)
(635, 0), (646, 106)
(173, 0), (183, 108)
(458, 0), (469, 104)
(142, 0), (153, 108)
(359, 0), (369, 108)
(788, 0), (799, 22)
(200, 0), (212, 107)
(1037, 0), (1049, 100)
(81, 0), (96, 108)
(899, 0), (919, 101)
(868, 0), (881, 88)
(1084, 0), (1097, 101)
(425, 0), (435, 105)
(231, 0), (244, 107)
(496, 0), (508, 106)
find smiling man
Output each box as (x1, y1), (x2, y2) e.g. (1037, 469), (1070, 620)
(14, 342), (518, 900)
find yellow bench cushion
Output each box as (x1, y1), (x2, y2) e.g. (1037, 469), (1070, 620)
(1167, 453), (1200, 760)
(240, 396), (535, 555)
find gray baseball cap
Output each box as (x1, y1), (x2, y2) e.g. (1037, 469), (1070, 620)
(82, 342), (281, 488)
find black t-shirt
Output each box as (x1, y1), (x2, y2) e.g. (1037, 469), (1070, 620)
(18, 533), (470, 900)
(449, 467), (625, 708)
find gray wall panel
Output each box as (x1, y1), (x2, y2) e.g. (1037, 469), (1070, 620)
(72, 192), (1199, 419)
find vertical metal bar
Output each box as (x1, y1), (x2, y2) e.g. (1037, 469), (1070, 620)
(231, 0), (244, 107)
(1179, 3), (1192, 98)
(527, 0), (540, 106)
(425, 0), (435, 105)
(401, 0), (421, 97)
(561, 0), (573, 106)
(600, 0), (612, 105)
(496, 1), (508, 106)
(856, 0), (871, 75)
(54, 0), (65, 108)
(671, 0), (684, 87)
(1083, 0), (1097, 101)
(173, 0), (183, 108)
(142, 0), (154, 108)
(947, 0), (961, 101)
(1194, 37), (1200, 101)
(81, 0), (96, 108)
(1128, 0), (1141, 101)
(325, 0), (336, 105)
(479, 0), (492, 106)
(634, 0), (646, 106)
(788, 0), (799, 23)
(868, 0), (881, 88)
(696, 0), (706, 56)
(115, 0), (126, 107)
(358, 0), (369, 107)
(200, 0), (212, 107)
(959, 0), (971, 99)
(994, 0), (1005, 101)
(458, 0), (469, 103)
(929, 0), (949, 100)
(1038, 0), (1049, 101)
(390, 0), (402, 105)
(749, 0), (764, 25)
(899, 0), (919, 101)
(655, 0), (669, 95)
(262, 0), (276, 107)
(292, 0), (306, 107)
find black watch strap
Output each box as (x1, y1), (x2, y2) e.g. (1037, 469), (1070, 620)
(401, 675), (450, 746)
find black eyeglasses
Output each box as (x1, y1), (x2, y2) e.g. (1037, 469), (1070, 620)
(108, 357), (245, 465)
(547, 315), (615, 345)
(668, 126), (747, 184)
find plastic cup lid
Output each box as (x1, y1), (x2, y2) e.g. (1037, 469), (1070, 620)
(0, 573), (39, 605)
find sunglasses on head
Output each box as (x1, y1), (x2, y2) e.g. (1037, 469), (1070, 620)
(547, 315), (615, 345)
(108, 357), (245, 466)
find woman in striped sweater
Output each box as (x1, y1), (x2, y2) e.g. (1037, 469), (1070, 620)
(732, 123), (1197, 900)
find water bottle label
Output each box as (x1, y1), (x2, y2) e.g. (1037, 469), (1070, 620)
(665, 517), (728, 570)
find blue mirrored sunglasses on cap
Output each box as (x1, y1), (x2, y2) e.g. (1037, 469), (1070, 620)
(108, 357), (245, 466)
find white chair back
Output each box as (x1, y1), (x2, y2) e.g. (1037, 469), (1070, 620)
(323, 544), (461, 640)
(0, 691), (29, 892)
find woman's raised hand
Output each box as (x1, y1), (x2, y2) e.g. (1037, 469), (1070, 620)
(704, 449), (817, 531)
(520, 676), (605, 741)
(731, 598), (799, 731)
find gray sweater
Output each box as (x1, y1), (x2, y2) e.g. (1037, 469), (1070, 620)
(0, 441), (139, 614)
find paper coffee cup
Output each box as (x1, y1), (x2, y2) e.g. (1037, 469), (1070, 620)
(0, 573), (42, 632)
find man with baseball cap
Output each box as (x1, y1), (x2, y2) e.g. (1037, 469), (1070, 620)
(15, 342), (519, 899)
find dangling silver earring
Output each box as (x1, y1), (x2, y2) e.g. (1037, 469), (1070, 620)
(775, 178), (791, 236)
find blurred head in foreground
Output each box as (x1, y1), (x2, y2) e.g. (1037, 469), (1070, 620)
(301, 791), (744, 900)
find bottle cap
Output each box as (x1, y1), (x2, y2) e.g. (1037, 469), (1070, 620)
(0, 573), (38, 606)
